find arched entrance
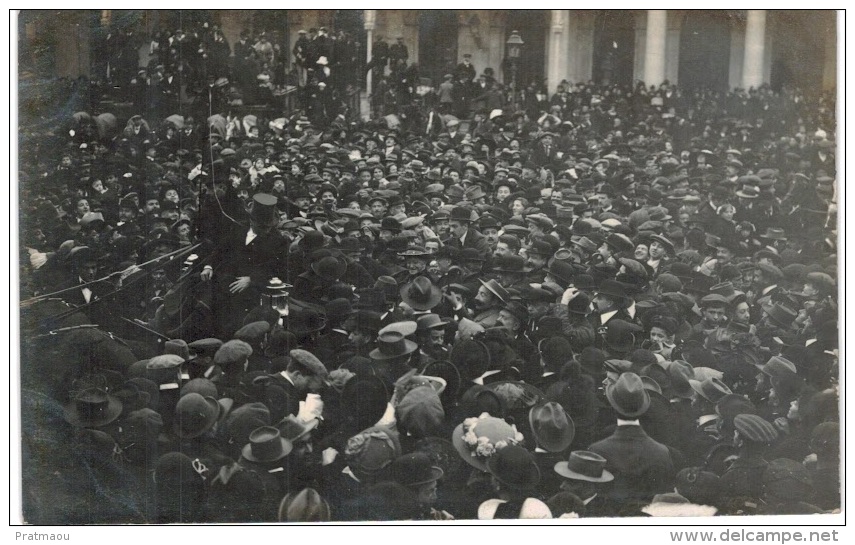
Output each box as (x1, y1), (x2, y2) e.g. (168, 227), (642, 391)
(678, 12), (731, 91)
(419, 11), (458, 87)
(593, 11), (636, 87)
(505, 11), (547, 90)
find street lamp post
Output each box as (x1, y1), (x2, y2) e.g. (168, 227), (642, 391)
(506, 30), (524, 111)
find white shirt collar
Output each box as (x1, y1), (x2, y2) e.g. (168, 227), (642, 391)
(342, 466), (360, 482)
(280, 371), (295, 386)
(616, 418), (641, 427)
(600, 309), (618, 325)
(246, 227), (258, 245)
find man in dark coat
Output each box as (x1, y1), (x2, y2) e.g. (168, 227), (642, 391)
(588, 373), (675, 506)
(201, 193), (288, 338)
(388, 36), (409, 66)
(445, 206), (490, 259)
(455, 53), (476, 83)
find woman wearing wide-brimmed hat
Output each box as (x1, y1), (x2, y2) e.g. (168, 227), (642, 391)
(477, 445), (552, 519)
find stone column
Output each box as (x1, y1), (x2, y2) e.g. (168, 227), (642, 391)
(823, 13), (837, 91)
(363, 10), (376, 119)
(547, 10), (567, 92)
(742, 10), (766, 88)
(644, 10), (667, 86)
(364, 10), (376, 93)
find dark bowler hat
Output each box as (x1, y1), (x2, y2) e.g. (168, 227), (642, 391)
(311, 256), (347, 282)
(603, 319), (642, 354)
(566, 292), (591, 315)
(528, 238), (554, 257)
(173, 393), (221, 439)
(554, 450), (614, 482)
(548, 260), (575, 285)
(597, 279), (631, 300)
(450, 206), (475, 223)
(379, 216), (401, 233)
(605, 372), (650, 418)
(341, 375), (389, 431)
(486, 444), (541, 490)
(388, 451), (444, 487)
(242, 426), (293, 463)
(286, 309), (327, 337)
(325, 297), (355, 318)
(492, 254), (529, 273)
(605, 232), (635, 253)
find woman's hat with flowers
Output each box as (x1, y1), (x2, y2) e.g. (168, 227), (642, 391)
(452, 413), (523, 472)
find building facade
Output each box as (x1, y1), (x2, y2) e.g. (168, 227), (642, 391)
(20, 10), (837, 93)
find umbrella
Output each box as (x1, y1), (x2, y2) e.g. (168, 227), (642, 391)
(94, 113), (118, 141)
(165, 114), (185, 130)
(242, 115), (258, 136)
(207, 114), (227, 140)
(383, 114), (401, 130)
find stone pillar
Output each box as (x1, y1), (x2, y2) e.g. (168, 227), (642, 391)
(56, 13), (91, 78)
(823, 12), (837, 91)
(742, 10), (766, 88)
(566, 11), (594, 84)
(644, 10), (667, 86)
(665, 11), (682, 85)
(364, 10), (376, 95)
(729, 20), (745, 89)
(547, 10), (567, 92)
(363, 9), (376, 120)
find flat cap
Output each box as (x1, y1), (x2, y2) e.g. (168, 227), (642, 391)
(734, 413), (778, 444)
(289, 349), (328, 378)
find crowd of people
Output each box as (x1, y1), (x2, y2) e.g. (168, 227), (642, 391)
(87, 17), (363, 125)
(19, 21), (840, 523)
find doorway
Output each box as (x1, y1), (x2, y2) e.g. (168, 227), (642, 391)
(678, 12), (731, 91)
(418, 11), (458, 87)
(593, 11), (636, 87)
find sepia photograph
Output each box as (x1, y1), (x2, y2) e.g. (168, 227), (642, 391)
(14, 8), (841, 525)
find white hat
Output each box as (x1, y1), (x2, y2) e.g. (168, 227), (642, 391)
(317, 56), (328, 66)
